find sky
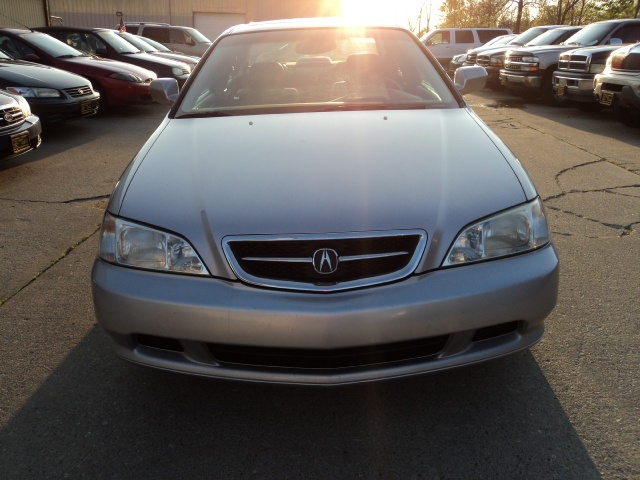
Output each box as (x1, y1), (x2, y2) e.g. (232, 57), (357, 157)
(341, 0), (444, 33)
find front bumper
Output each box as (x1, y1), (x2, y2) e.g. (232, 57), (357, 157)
(92, 244), (559, 385)
(552, 71), (597, 103)
(0, 115), (42, 160)
(30, 95), (100, 123)
(500, 71), (542, 91)
(100, 77), (154, 107)
(482, 66), (501, 85)
(595, 74), (640, 111)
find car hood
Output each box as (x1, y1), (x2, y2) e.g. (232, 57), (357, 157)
(63, 55), (156, 78)
(510, 44), (577, 55)
(0, 59), (89, 88)
(151, 51), (198, 67)
(119, 52), (190, 70)
(117, 109), (529, 274)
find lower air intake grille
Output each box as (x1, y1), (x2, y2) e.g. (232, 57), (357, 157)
(208, 335), (449, 369)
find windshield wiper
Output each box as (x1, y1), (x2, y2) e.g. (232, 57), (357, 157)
(57, 54), (82, 58)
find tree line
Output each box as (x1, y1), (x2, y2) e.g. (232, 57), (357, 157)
(411, 0), (640, 36)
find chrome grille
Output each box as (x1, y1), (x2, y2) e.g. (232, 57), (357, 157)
(467, 53), (477, 64)
(476, 55), (490, 67)
(63, 85), (93, 98)
(0, 106), (24, 129)
(558, 54), (588, 72)
(223, 230), (427, 292)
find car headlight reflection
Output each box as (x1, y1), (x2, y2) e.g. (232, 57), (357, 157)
(171, 66), (187, 76)
(98, 213), (209, 275)
(443, 198), (550, 266)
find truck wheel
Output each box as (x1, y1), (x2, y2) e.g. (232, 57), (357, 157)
(541, 71), (560, 106)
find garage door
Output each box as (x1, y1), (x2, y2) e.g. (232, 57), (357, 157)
(194, 13), (247, 41)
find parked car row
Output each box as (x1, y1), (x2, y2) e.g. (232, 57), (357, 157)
(0, 25), (205, 161)
(444, 19), (640, 126)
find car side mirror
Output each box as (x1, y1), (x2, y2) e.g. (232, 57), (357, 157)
(150, 78), (180, 105)
(608, 38), (622, 46)
(24, 54), (40, 61)
(186, 36), (196, 46)
(95, 48), (108, 57)
(454, 65), (487, 95)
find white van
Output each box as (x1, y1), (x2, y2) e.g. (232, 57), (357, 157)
(421, 28), (512, 65)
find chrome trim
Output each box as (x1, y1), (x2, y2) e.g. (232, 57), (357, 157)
(241, 251), (409, 263)
(223, 230), (428, 293)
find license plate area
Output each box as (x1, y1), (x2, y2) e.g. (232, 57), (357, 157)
(557, 85), (565, 96)
(600, 91), (614, 106)
(80, 100), (94, 114)
(10, 131), (30, 155)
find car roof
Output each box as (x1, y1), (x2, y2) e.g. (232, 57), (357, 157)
(0, 27), (40, 34)
(222, 17), (402, 35)
(37, 26), (110, 32)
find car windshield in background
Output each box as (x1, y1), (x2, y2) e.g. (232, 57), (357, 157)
(186, 28), (211, 43)
(120, 33), (157, 52)
(97, 30), (141, 54)
(513, 27), (550, 45)
(563, 23), (617, 46)
(176, 27), (457, 117)
(525, 28), (568, 46)
(140, 36), (171, 51)
(19, 32), (85, 57)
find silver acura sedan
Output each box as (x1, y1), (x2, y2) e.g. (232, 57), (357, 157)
(92, 18), (559, 385)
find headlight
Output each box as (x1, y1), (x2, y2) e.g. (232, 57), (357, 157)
(489, 56), (504, 67)
(610, 53), (625, 70)
(443, 198), (550, 267)
(520, 56), (539, 63)
(453, 54), (467, 63)
(98, 213), (209, 275)
(16, 95), (31, 117)
(108, 72), (144, 83)
(6, 86), (62, 98)
(171, 66), (188, 76)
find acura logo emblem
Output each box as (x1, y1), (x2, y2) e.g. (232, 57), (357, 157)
(312, 248), (339, 274)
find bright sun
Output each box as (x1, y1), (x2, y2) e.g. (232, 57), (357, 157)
(341, 0), (439, 31)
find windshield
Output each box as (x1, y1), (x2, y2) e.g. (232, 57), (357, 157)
(525, 28), (570, 46)
(19, 32), (84, 57)
(512, 27), (551, 46)
(491, 35), (516, 46)
(562, 23), (614, 46)
(176, 27), (457, 117)
(120, 33), (157, 52)
(141, 36), (171, 51)
(185, 28), (211, 43)
(97, 30), (141, 53)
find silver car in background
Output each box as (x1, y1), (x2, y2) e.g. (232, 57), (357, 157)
(92, 18), (559, 385)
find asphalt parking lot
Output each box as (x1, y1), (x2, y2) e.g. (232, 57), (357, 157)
(0, 91), (638, 479)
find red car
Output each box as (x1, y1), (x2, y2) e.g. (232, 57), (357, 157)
(0, 28), (156, 107)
